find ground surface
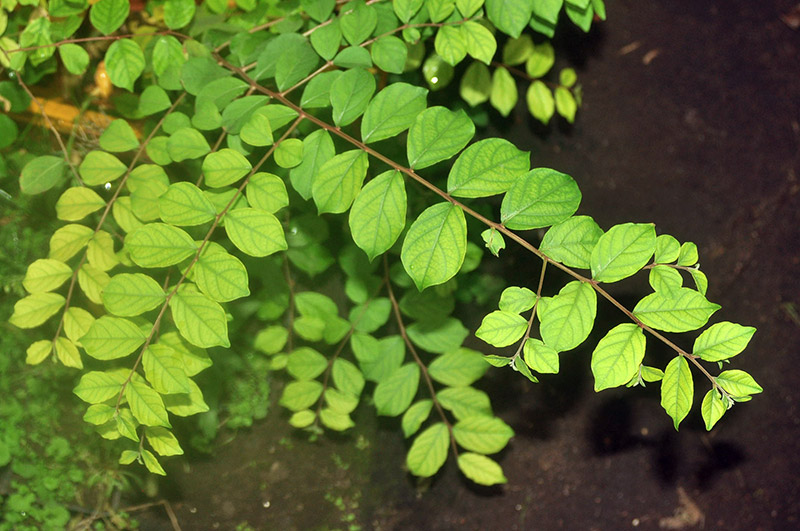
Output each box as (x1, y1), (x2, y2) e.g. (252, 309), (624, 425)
(139, 1), (800, 529)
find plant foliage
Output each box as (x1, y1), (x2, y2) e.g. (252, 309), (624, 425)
(2, 0), (760, 489)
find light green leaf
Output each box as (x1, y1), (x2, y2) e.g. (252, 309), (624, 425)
(320, 408), (355, 431)
(483, 354), (511, 367)
(310, 18), (341, 60)
(661, 356), (693, 430)
(460, 61), (492, 107)
(330, 68), (376, 127)
(301, 70), (342, 109)
(20, 155), (66, 195)
(428, 348), (489, 386)
(490, 66), (518, 117)
(481, 228), (506, 256)
(63, 307), (94, 347)
(143, 344), (191, 395)
(591, 323), (646, 391)
(401, 202), (467, 291)
(374, 363), (420, 416)
(159, 332), (211, 377)
(79, 150), (127, 186)
(526, 81), (555, 124)
(163, 379), (209, 416)
(22, 259), (72, 294)
(437, 386), (492, 420)
(526, 41), (555, 77)
(146, 426), (183, 456)
(202, 148), (252, 188)
(221, 96), (269, 134)
(406, 423), (449, 477)
(333, 358), (365, 397)
(126, 223), (197, 268)
(139, 86), (172, 117)
(476, 310), (527, 348)
(99, 120), (139, 152)
(240, 109), (274, 147)
(102, 273), (165, 316)
(555, 87), (577, 123)
(462, 21), (496, 65)
(280, 380), (324, 412)
(81, 316), (146, 360)
(448, 138), (530, 198)
(340, 1), (377, 45)
(399, 288), (455, 323)
(361, 83), (428, 143)
(654, 234), (681, 263)
(513, 354), (539, 382)
(407, 106), (475, 169)
(678, 242), (699, 266)
(254, 326), (288, 355)
(538, 280), (596, 352)
(540, 216), (601, 269)
(312, 150), (368, 214)
(500, 168), (580, 230)
(453, 415), (514, 454)
(55, 337), (83, 369)
(55, 187), (106, 222)
(641, 365), (665, 383)
(351, 334), (405, 383)
(90, 0), (129, 35)
(289, 409), (316, 428)
(435, 25), (467, 66)
(633, 288), (720, 333)
(26, 340), (52, 365)
(394, 0), (423, 22)
(689, 268), (708, 296)
(290, 130), (334, 199)
(287, 347), (328, 380)
(126, 377), (170, 428)
(349, 170), (406, 260)
(74, 369), (128, 404)
(523, 338), (559, 374)
(486, 0), (532, 37)
(164, 0), (195, 29)
(105, 39), (145, 92)
(349, 298), (391, 333)
(716, 370), (763, 398)
(590, 223), (656, 283)
(141, 449), (166, 475)
(84, 404), (116, 426)
(194, 251), (250, 302)
(170, 285), (230, 348)
(502, 34), (534, 65)
(274, 138), (304, 169)
(371, 35), (407, 74)
(158, 182), (216, 226)
(60, 42), (90, 75)
(458, 453), (507, 485)
(242, 173), (287, 214)
(648, 265), (683, 293)
(77, 263), (110, 305)
(693, 322), (756, 362)
(402, 400), (433, 438)
(167, 128), (210, 161)
(9, 293), (65, 329)
(224, 207), (287, 257)
(407, 317), (468, 354)
(276, 41), (319, 91)
(701, 389), (727, 431)
(325, 388), (359, 415)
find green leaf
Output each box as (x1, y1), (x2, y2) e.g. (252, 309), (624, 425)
(333, 358), (365, 397)
(289, 410), (316, 428)
(538, 280), (596, 352)
(539, 216), (601, 269)
(81, 316), (146, 360)
(90, 0), (129, 35)
(701, 389), (727, 431)
(490, 66), (518, 117)
(374, 363), (420, 416)
(310, 18), (341, 60)
(126, 223), (197, 268)
(406, 423), (449, 477)
(143, 344), (191, 395)
(693, 322), (756, 362)
(689, 268), (708, 296)
(486, 0), (532, 37)
(481, 228), (506, 256)
(435, 25), (467, 66)
(170, 285), (230, 348)
(312, 150), (368, 214)
(349, 298), (391, 333)
(500, 168), (580, 230)
(526, 41), (555, 77)
(99, 120), (139, 153)
(523, 338), (559, 374)
(678, 242), (699, 266)
(422, 53), (455, 91)
(458, 453), (507, 485)
(287, 347), (328, 380)
(22, 258), (72, 294)
(330, 68), (376, 127)
(320, 408), (355, 431)
(102, 273), (165, 317)
(158, 182), (216, 226)
(127, 378), (170, 427)
(502, 34), (534, 65)
(371, 35), (407, 74)
(221, 96), (269, 134)
(483, 354), (511, 367)
(202, 148), (252, 188)
(105, 39), (145, 92)
(402, 400), (433, 438)
(463, 21), (496, 65)
(194, 250), (250, 302)
(224, 207), (287, 257)
(401, 202), (467, 291)
(254, 325), (288, 355)
(555, 87), (577, 123)
(26, 340), (52, 365)
(340, 1), (377, 45)
(453, 415), (514, 454)
(335, 45), (372, 69)
(276, 41), (319, 92)
(407, 317), (468, 354)
(84, 404), (116, 426)
(407, 106), (475, 169)
(641, 365), (664, 383)
(325, 387), (360, 414)
(648, 265), (683, 293)
(55, 336), (83, 369)
(79, 150), (127, 186)
(513, 353), (539, 382)
(301, 71), (341, 109)
(437, 386), (492, 419)
(654, 234), (681, 263)
(163, 379), (209, 416)
(290, 130), (334, 199)
(399, 288), (455, 323)
(54, 187), (104, 222)
(49, 224), (93, 262)
(302, 0), (335, 21)
(476, 310), (527, 348)
(394, 0), (423, 22)
(526, 81), (555, 124)
(167, 128), (210, 161)
(351, 334), (405, 383)
(74, 369), (128, 404)
(448, 139), (529, 199)
(280, 380), (324, 412)
(164, 0), (195, 29)
(142, 449), (166, 475)
(349, 170), (406, 260)
(590, 223), (656, 283)
(633, 288), (720, 333)
(20, 155), (66, 195)
(361, 83), (428, 143)
(9, 293), (65, 329)
(428, 348), (489, 386)
(460, 62), (492, 107)
(661, 356), (693, 430)
(59, 42), (90, 75)
(590, 323), (646, 391)
(240, 109), (274, 147)
(716, 370), (763, 398)
(146, 426), (183, 456)
(274, 138), (304, 169)
(244, 173), (287, 214)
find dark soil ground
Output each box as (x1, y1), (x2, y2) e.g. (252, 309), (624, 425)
(139, 1), (800, 529)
